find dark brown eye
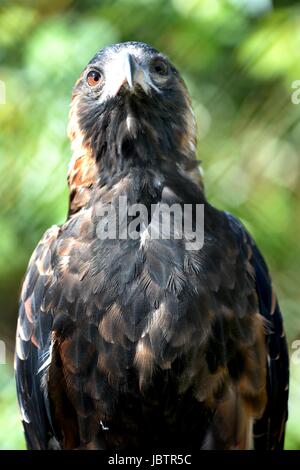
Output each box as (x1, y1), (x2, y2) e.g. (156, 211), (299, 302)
(87, 70), (103, 87)
(150, 59), (169, 77)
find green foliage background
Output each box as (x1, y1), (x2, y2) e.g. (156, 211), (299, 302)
(0, 0), (299, 449)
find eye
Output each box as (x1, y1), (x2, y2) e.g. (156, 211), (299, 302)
(150, 58), (169, 77)
(87, 70), (103, 87)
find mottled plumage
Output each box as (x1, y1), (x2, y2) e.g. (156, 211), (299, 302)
(15, 42), (288, 450)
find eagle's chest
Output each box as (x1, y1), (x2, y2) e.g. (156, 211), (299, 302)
(54, 188), (260, 431)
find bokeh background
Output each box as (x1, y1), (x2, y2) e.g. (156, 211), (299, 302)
(0, 0), (300, 449)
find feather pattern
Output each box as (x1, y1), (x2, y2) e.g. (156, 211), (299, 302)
(15, 41), (288, 450)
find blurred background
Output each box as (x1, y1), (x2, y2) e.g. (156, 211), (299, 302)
(0, 0), (300, 449)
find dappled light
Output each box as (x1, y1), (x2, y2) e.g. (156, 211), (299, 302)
(0, 0), (299, 449)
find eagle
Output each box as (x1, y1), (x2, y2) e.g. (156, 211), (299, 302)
(15, 41), (289, 450)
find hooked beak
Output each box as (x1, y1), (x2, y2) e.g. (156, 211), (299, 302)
(98, 51), (158, 101)
(123, 53), (136, 89)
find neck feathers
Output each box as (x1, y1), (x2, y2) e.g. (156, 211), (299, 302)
(67, 93), (203, 215)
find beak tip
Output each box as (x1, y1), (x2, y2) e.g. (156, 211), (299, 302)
(124, 53), (136, 90)
(127, 77), (134, 89)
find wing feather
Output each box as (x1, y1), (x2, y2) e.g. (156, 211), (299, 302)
(226, 213), (289, 449)
(15, 226), (60, 449)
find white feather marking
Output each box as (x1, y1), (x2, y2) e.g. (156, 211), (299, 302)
(37, 341), (53, 375)
(139, 227), (150, 248)
(100, 420), (109, 431)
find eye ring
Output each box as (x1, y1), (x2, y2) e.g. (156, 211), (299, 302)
(87, 69), (103, 87)
(150, 58), (169, 77)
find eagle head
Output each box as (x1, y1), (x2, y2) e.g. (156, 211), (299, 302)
(68, 42), (197, 189)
